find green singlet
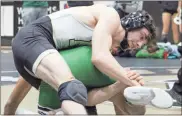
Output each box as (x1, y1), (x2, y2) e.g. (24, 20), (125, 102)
(39, 46), (115, 109)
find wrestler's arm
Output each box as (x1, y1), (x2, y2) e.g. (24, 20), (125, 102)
(91, 6), (136, 86)
(4, 76), (32, 115)
(87, 79), (142, 106)
(87, 81), (124, 106)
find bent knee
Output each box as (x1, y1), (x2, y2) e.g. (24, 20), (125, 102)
(58, 80), (88, 106)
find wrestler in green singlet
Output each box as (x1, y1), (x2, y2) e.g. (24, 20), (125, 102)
(39, 46), (115, 110)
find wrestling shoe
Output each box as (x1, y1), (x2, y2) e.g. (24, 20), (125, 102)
(16, 108), (38, 114)
(124, 86), (173, 109)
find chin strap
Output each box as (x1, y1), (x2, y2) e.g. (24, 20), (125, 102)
(120, 31), (129, 50)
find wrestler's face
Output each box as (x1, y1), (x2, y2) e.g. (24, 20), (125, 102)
(127, 27), (150, 49)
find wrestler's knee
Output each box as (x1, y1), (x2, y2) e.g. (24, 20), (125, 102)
(58, 80), (88, 106)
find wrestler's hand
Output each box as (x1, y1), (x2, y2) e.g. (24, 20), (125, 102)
(128, 70), (144, 86)
(124, 68), (145, 86)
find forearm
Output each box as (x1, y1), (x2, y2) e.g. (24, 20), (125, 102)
(4, 77), (32, 115)
(92, 53), (134, 86)
(87, 81), (127, 106)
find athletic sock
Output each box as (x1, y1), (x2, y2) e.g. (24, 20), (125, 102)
(161, 34), (168, 43)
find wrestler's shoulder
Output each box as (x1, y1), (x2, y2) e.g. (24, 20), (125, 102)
(88, 5), (118, 17)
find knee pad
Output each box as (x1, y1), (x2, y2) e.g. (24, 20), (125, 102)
(58, 80), (88, 106)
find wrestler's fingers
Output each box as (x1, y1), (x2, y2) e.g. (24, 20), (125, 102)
(127, 71), (137, 78)
(131, 75), (144, 86)
(135, 76), (143, 82)
(138, 80), (145, 86)
(131, 80), (141, 86)
(128, 73), (140, 80)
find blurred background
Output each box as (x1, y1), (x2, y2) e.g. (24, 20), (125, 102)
(1, 1), (180, 46)
(1, 1), (181, 114)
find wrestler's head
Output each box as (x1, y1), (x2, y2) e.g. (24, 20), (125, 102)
(120, 10), (156, 51)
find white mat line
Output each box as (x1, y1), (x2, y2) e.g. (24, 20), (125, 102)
(129, 67), (180, 69)
(1, 71), (18, 73)
(148, 79), (177, 83)
(1, 67), (180, 73)
(102, 100), (181, 109)
(1, 76), (19, 82)
(1, 76), (177, 83)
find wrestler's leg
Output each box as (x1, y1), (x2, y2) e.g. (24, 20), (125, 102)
(161, 12), (171, 42)
(172, 13), (180, 44)
(87, 81), (127, 106)
(86, 79), (145, 115)
(113, 104), (121, 115)
(35, 52), (87, 114)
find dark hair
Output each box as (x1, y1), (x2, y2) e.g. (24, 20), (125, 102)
(120, 10), (156, 45)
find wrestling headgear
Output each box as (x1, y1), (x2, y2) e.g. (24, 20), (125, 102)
(120, 10), (156, 50)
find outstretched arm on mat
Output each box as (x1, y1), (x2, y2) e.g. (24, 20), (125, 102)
(4, 76), (32, 115)
(87, 81), (126, 106)
(87, 68), (144, 106)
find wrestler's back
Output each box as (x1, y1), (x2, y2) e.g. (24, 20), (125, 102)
(48, 5), (112, 49)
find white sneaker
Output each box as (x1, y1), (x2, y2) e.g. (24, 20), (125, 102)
(15, 108), (38, 114)
(124, 86), (173, 109)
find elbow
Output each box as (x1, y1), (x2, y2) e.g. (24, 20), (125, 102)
(92, 49), (111, 65)
(91, 55), (103, 66)
(92, 51), (111, 65)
